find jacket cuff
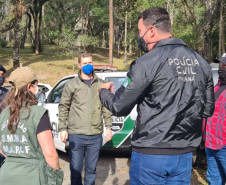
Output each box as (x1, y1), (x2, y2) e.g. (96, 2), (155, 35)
(106, 126), (112, 130)
(59, 128), (67, 132)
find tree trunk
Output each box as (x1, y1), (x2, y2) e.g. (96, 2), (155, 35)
(84, 0), (90, 35)
(109, 0), (114, 66)
(13, 18), (21, 68)
(118, 32), (123, 56)
(167, 0), (175, 25)
(29, 0), (49, 54)
(219, 0), (225, 55)
(115, 25), (120, 56)
(20, 15), (29, 49)
(81, 6), (84, 34)
(5, 0), (10, 42)
(34, 11), (39, 55)
(27, 12), (34, 44)
(203, 0), (221, 63)
(129, 21), (132, 55)
(124, 0), (128, 66)
(102, 31), (106, 48)
(38, 7), (43, 49)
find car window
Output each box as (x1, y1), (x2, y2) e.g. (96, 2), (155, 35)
(105, 77), (126, 94)
(37, 92), (46, 103)
(48, 78), (72, 103)
(212, 69), (218, 86)
(39, 85), (50, 93)
(37, 85), (49, 103)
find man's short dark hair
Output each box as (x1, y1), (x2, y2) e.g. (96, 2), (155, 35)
(138, 7), (172, 33)
(78, 53), (93, 64)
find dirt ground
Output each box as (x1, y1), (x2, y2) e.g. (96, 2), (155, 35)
(59, 149), (209, 185)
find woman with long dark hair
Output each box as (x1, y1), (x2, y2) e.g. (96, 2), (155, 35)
(0, 67), (63, 185)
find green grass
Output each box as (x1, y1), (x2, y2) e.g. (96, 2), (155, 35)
(0, 45), (137, 86)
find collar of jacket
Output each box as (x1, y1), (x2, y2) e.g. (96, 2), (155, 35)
(153, 38), (186, 49)
(78, 70), (98, 84)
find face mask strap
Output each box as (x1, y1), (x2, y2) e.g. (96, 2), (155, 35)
(141, 28), (150, 38)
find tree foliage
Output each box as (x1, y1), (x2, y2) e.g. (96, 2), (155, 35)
(0, 0), (225, 65)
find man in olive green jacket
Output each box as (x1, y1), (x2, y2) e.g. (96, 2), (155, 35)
(58, 53), (112, 185)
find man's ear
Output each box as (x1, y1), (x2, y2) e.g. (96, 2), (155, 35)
(149, 26), (156, 38)
(78, 63), (82, 69)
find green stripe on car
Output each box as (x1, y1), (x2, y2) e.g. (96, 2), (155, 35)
(103, 115), (135, 148)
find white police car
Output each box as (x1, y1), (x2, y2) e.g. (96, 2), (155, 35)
(40, 66), (218, 152)
(40, 72), (137, 152)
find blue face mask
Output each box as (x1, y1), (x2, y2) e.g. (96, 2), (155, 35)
(82, 64), (93, 75)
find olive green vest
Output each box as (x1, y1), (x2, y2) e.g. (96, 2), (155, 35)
(0, 105), (63, 185)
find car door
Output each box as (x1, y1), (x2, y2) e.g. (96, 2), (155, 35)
(42, 77), (74, 152)
(97, 72), (137, 149)
(37, 83), (52, 106)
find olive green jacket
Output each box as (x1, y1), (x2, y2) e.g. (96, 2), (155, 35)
(58, 71), (112, 135)
(0, 105), (64, 185)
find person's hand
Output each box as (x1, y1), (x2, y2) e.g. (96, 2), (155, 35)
(105, 129), (113, 142)
(100, 82), (114, 93)
(60, 131), (68, 143)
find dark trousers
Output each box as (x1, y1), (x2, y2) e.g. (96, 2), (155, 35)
(69, 134), (102, 185)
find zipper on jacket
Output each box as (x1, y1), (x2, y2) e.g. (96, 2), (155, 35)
(88, 86), (92, 135)
(81, 75), (97, 135)
(88, 78), (98, 135)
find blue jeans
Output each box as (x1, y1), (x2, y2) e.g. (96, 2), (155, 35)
(129, 151), (192, 185)
(206, 146), (226, 185)
(69, 134), (102, 185)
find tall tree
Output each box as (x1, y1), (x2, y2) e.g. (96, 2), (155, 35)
(109, 0), (113, 66)
(0, 0), (27, 68)
(203, 0), (221, 62)
(13, 17), (22, 68)
(219, 0), (225, 56)
(0, 0), (26, 34)
(20, 15), (28, 48)
(5, 0), (11, 42)
(124, 0), (127, 66)
(27, 0), (49, 54)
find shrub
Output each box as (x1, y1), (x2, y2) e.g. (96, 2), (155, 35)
(0, 38), (8, 48)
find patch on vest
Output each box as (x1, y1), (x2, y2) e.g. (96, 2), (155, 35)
(1, 120), (31, 154)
